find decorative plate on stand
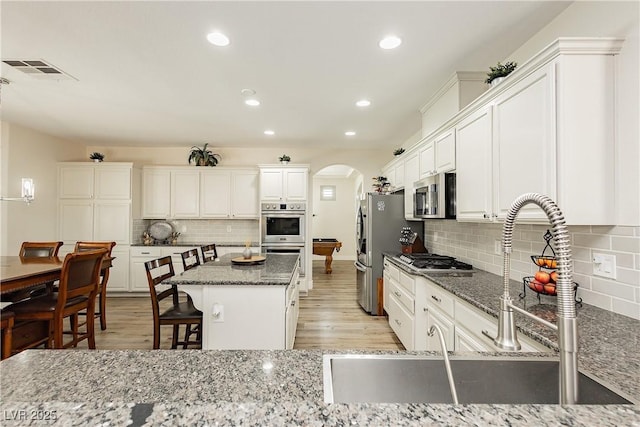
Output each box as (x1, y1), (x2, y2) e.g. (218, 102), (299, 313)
(148, 221), (173, 241)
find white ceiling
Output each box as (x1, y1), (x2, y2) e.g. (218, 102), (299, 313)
(0, 1), (571, 150)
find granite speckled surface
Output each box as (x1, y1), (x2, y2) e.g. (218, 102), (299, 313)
(384, 254), (640, 404)
(1, 350), (638, 426)
(164, 253), (299, 286)
(132, 241), (258, 247)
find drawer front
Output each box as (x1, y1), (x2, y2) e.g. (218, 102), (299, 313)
(130, 247), (162, 257)
(388, 280), (414, 314)
(387, 295), (414, 350)
(425, 281), (454, 316)
(398, 270), (415, 294)
(383, 258), (400, 282)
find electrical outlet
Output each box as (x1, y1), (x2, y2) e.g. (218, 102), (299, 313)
(593, 253), (616, 279)
(212, 303), (224, 322)
(433, 232), (438, 242)
(226, 225), (232, 233)
(494, 240), (502, 255)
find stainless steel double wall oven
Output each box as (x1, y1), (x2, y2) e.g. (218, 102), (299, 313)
(261, 202), (306, 276)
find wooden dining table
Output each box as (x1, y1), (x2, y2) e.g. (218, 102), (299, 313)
(0, 255), (113, 296)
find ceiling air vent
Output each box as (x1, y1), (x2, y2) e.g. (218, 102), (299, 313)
(2, 59), (76, 81)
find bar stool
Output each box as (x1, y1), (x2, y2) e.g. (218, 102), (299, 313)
(145, 256), (202, 349)
(1, 310), (15, 360)
(181, 248), (201, 271)
(74, 241), (116, 330)
(7, 249), (108, 349)
(200, 244), (218, 263)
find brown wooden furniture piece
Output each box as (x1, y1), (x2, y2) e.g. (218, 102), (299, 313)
(1, 310), (15, 360)
(6, 249), (108, 349)
(181, 248), (201, 271)
(74, 241), (116, 330)
(312, 238), (342, 274)
(19, 241), (63, 258)
(144, 256), (202, 349)
(200, 244), (218, 263)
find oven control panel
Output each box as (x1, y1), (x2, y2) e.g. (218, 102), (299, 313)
(261, 202), (306, 211)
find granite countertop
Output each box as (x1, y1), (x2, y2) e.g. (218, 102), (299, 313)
(384, 253), (640, 404)
(131, 241), (259, 247)
(165, 253), (299, 286)
(1, 350), (638, 426)
(1, 256), (639, 425)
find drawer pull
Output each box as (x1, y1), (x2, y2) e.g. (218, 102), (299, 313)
(431, 295), (441, 303)
(394, 319), (402, 326)
(394, 291), (402, 297)
(141, 252), (151, 255)
(481, 330), (495, 341)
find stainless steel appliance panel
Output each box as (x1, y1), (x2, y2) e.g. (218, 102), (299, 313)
(262, 245), (305, 276)
(261, 212), (306, 244)
(413, 173), (456, 219)
(356, 193), (419, 314)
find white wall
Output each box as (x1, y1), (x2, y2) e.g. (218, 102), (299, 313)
(0, 121), (85, 255)
(311, 173), (358, 260)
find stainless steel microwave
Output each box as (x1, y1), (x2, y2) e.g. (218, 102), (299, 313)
(413, 173), (456, 219)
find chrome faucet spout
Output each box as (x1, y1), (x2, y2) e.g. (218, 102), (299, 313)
(494, 193), (578, 405)
(428, 324), (459, 404)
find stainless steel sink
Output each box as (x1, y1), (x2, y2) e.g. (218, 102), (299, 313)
(323, 355), (634, 404)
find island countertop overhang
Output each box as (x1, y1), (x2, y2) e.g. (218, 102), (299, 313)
(165, 253), (299, 287)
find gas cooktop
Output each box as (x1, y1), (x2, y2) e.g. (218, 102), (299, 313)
(395, 253), (473, 276)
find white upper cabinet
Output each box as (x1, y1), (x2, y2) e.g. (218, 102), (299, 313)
(200, 169), (259, 218)
(171, 170), (200, 218)
(418, 140), (435, 178)
(259, 166), (308, 201)
(142, 168), (171, 218)
(453, 38), (621, 224)
(200, 170), (231, 218)
(403, 152), (420, 220)
(456, 107), (493, 222)
(434, 129), (455, 173)
(58, 162), (134, 245)
(143, 166), (259, 219)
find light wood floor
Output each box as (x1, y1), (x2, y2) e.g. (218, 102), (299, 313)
(79, 260), (402, 350)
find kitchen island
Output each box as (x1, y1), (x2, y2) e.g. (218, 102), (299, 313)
(1, 349), (638, 426)
(165, 253), (300, 350)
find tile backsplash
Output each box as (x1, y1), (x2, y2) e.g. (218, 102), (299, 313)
(424, 220), (640, 320)
(133, 219), (260, 245)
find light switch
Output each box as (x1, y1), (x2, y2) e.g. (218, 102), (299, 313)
(593, 253), (616, 279)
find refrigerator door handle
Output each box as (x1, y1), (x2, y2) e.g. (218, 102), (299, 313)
(354, 261), (367, 272)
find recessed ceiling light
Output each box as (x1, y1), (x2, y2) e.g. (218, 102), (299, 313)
(240, 89), (256, 96)
(379, 35), (402, 50)
(356, 99), (371, 107)
(245, 99), (260, 106)
(207, 32), (230, 47)
(345, 131), (356, 136)
(264, 130), (275, 136)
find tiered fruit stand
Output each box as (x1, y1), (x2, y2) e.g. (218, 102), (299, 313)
(520, 230), (582, 305)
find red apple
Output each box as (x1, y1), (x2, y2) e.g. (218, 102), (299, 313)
(528, 279), (544, 293)
(535, 271), (551, 284)
(544, 283), (556, 295)
(550, 271), (559, 283)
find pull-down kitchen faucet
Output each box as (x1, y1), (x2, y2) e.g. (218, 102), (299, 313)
(493, 193), (578, 405)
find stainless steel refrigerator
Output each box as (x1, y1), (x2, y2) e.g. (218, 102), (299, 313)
(355, 193), (422, 315)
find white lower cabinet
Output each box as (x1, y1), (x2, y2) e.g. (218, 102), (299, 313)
(383, 258), (552, 353)
(129, 247), (163, 292)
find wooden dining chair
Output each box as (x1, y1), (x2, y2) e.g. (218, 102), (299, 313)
(181, 248), (201, 271)
(74, 241), (116, 330)
(1, 310), (15, 360)
(200, 244), (218, 263)
(19, 241), (63, 257)
(7, 249), (108, 349)
(144, 256), (202, 349)
(9, 241), (65, 301)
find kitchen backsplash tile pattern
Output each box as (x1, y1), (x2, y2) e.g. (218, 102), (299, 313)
(134, 219), (259, 245)
(424, 220), (640, 320)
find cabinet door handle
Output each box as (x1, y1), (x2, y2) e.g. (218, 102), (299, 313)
(483, 213), (489, 219)
(394, 319), (402, 326)
(423, 307), (428, 312)
(481, 330), (495, 342)
(431, 295), (441, 303)
(141, 252), (151, 255)
(394, 291), (402, 297)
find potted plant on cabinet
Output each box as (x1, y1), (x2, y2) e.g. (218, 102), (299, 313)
(279, 154), (291, 164)
(188, 143), (221, 166)
(393, 148), (405, 156)
(89, 152), (105, 162)
(485, 61), (517, 86)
